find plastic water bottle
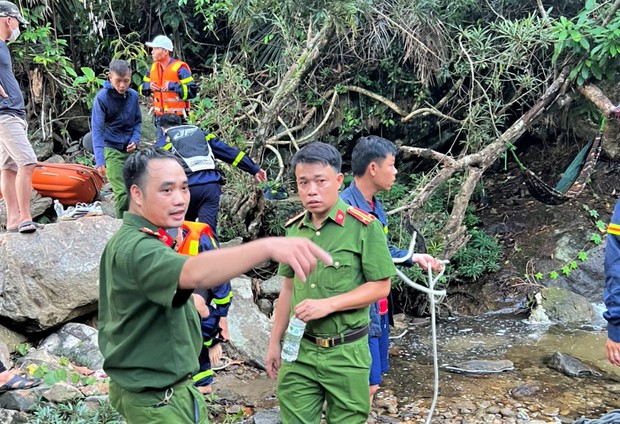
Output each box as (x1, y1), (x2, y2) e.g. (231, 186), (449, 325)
(281, 316), (306, 362)
(53, 199), (64, 218)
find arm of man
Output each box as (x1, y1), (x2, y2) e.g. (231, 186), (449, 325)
(179, 237), (331, 290)
(209, 135), (264, 178)
(129, 96), (142, 148)
(90, 96), (107, 173)
(139, 68), (153, 96)
(266, 277), (294, 379)
(604, 201), (620, 366)
(167, 65), (197, 100)
(294, 278), (390, 322)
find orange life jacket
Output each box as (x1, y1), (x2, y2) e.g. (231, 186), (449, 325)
(176, 221), (218, 256)
(149, 59), (191, 116)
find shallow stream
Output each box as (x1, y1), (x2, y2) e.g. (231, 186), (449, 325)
(380, 308), (620, 423)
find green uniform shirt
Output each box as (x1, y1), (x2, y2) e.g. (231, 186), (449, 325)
(98, 213), (201, 392)
(278, 198), (396, 336)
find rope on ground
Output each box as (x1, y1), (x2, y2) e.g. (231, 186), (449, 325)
(572, 410), (620, 424)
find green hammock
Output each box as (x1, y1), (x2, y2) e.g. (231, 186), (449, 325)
(508, 131), (603, 206)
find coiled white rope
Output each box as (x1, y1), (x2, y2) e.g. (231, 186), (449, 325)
(393, 235), (448, 424)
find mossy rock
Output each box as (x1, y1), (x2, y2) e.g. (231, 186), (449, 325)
(539, 287), (594, 323)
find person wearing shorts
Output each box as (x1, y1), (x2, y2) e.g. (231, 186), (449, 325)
(0, 1), (38, 234)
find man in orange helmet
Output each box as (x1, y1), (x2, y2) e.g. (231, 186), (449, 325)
(140, 35), (197, 147)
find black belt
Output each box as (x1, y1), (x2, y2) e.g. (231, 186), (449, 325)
(303, 326), (369, 348)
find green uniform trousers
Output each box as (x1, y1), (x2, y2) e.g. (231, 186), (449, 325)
(104, 147), (130, 219)
(277, 336), (371, 424)
(109, 378), (209, 424)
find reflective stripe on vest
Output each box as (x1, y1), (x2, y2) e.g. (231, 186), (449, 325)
(177, 221), (218, 256)
(149, 60), (191, 116)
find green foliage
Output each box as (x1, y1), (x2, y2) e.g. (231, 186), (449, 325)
(379, 177), (501, 285)
(28, 399), (122, 424)
(73, 67), (105, 108)
(452, 229), (501, 280)
(525, 202), (604, 281)
(15, 342), (32, 357)
(263, 199), (304, 236)
(109, 33), (151, 87)
(27, 360), (99, 388)
(551, 0), (620, 85)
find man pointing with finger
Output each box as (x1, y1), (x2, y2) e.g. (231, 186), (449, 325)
(99, 147), (331, 424)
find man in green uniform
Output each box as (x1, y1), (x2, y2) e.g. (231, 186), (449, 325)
(98, 147), (331, 424)
(265, 142), (396, 424)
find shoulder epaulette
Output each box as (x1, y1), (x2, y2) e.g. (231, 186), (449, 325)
(347, 206), (375, 225)
(140, 227), (175, 248)
(285, 211), (305, 227)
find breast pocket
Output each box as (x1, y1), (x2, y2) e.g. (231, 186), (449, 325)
(320, 253), (355, 295)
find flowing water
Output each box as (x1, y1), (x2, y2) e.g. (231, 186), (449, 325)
(378, 308), (620, 423)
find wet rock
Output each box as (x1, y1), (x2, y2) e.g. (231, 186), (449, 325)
(548, 352), (602, 378)
(42, 382), (83, 402)
(509, 382), (541, 398)
(39, 323), (103, 370)
(443, 359), (514, 374)
(548, 244), (605, 300)
(527, 292), (551, 323)
(536, 287), (594, 323)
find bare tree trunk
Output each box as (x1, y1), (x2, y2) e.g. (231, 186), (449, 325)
(250, 20), (334, 162)
(393, 67), (570, 257)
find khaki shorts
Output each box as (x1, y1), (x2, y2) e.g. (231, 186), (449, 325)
(0, 114), (37, 171)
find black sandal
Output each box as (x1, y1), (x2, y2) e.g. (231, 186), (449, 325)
(0, 374), (41, 393)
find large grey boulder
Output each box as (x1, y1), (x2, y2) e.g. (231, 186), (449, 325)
(548, 243), (605, 300)
(227, 277), (273, 369)
(0, 216), (121, 330)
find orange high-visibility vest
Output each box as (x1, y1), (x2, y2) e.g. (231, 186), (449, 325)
(177, 221), (218, 256)
(149, 60), (191, 116)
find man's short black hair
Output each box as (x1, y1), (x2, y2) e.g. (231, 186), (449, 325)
(159, 113), (182, 129)
(350, 135), (398, 177)
(123, 147), (180, 195)
(290, 142), (341, 173)
(109, 59), (131, 77)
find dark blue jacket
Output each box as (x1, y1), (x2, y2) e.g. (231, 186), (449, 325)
(195, 233), (232, 346)
(91, 81), (142, 167)
(604, 200), (620, 343)
(340, 181), (413, 337)
(183, 130), (261, 186)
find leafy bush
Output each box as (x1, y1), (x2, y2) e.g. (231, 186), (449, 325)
(28, 399), (123, 424)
